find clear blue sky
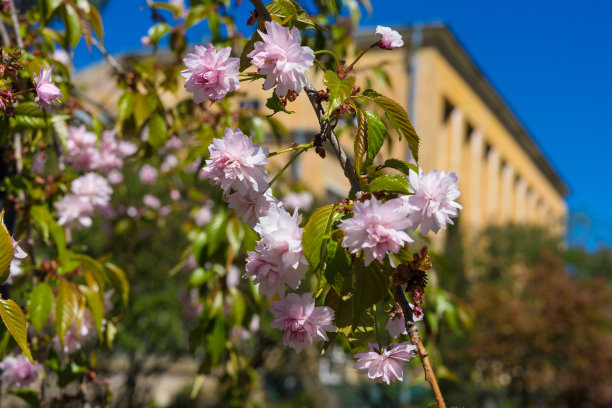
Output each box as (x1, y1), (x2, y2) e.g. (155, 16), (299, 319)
(73, 0), (612, 248)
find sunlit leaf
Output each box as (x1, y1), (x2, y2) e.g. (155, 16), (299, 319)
(0, 298), (33, 362)
(363, 89), (419, 161)
(54, 280), (77, 348)
(0, 210), (14, 280)
(28, 282), (54, 334)
(323, 71), (355, 120)
(368, 173), (412, 194)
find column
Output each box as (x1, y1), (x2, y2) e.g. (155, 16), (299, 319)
(486, 146), (500, 222)
(449, 108), (463, 172)
(514, 177), (527, 222)
(469, 129), (484, 230)
(527, 190), (538, 223)
(500, 162), (514, 224)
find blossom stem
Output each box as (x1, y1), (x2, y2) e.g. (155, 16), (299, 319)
(314, 50), (340, 68)
(268, 142), (314, 157)
(313, 58), (326, 71)
(392, 285), (447, 408)
(12, 88), (35, 96)
(339, 43), (379, 78)
(265, 147), (307, 192)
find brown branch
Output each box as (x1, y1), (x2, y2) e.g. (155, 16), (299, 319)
(393, 285), (447, 408)
(248, 0), (361, 194)
(248, 0), (446, 405)
(91, 38), (127, 77)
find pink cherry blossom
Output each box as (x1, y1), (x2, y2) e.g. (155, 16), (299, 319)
(182, 43), (240, 103)
(376, 26), (404, 50)
(254, 206), (306, 270)
(353, 342), (417, 384)
(51, 49), (71, 66)
(403, 168), (463, 235)
(107, 169), (124, 184)
(385, 303), (424, 338)
(71, 173), (112, 207)
(339, 197), (413, 266)
(193, 205), (212, 227)
(65, 125), (99, 172)
(96, 130), (137, 172)
(54, 194), (95, 228)
(143, 194), (161, 209)
(270, 292), (335, 352)
(227, 189), (278, 227)
(0, 355), (42, 389)
(161, 154), (179, 173)
(282, 191), (313, 212)
(247, 20), (314, 96)
(33, 66), (62, 112)
(244, 244), (305, 298)
(202, 128), (269, 194)
(139, 164), (158, 184)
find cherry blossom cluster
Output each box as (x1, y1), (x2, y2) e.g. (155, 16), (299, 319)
(55, 126), (136, 229)
(202, 128), (335, 352)
(189, 21), (458, 384)
(182, 20), (314, 103)
(33, 66), (62, 112)
(339, 168), (462, 266)
(0, 355), (43, 390)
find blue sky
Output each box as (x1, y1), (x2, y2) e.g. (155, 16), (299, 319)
(73, 0), (612, 248)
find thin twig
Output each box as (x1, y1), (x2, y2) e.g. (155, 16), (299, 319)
(7, 0), (23, 48)
(91, 38), (127, 77)
(0, 19), (11, 46)
(393, 285), (447, 408)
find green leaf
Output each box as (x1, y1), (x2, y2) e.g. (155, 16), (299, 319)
(116, 92), (134, 125)
(383, 158), (418, 176)
(324, 241), (351, 294)
(132, 93), (151, 129)
(302, 205), (339, 270)
(149, 2), (182, 18)
(63, 4), (82, 48)
(12, 102), (46, 129)
(87, 6), (104, 44)
(28, 282), (54, 334)
(30, 205), (66, 257)
(147, 22), (171, 43)
(265, 94), (294, 116)
(239, 31), (260, 72)
(352, 258), (390, 326)
(105, 262), (129, 305)
(206, 315), (226, 366)
(0, 298), (33, 362)
(363, 89), (419, 162)
(364, 111), (386, 165)
(205, 212), (229, 257)
(266, 0), (325, 30)
(368, 174), (412, 194)
(324, 288), (353, 337)
(185, 5), (214, 29)
(323, 71), (355, 120)
(148, 113), (167, 149)
(0, 210), (14, 280)
(54, 280), (77, 349)
(45, 0), (63, 19)
(353, 109), (367, 175)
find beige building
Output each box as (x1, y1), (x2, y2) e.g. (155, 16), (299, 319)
(239, 23), (568, 236)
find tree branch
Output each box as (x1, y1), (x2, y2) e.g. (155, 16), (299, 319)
(393, 285), (447, 408)
(248, 0), (361, 194)
(247, 1), (446, 405)
(0, 20), (11, 46)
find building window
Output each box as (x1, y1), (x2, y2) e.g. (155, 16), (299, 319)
(240, 99), (260, 110)
(443, 98), (454, 123)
